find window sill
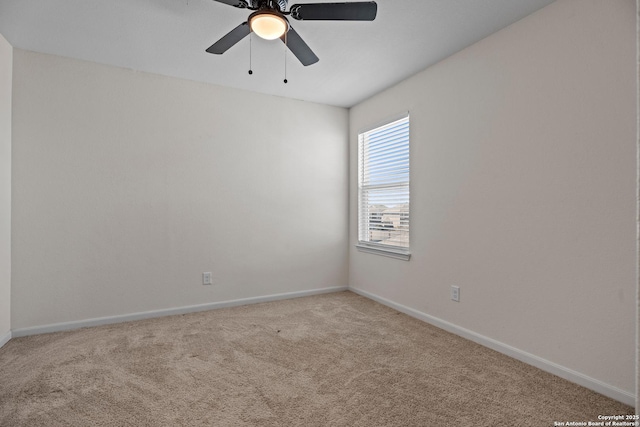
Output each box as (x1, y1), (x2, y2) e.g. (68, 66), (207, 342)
(355, 244), (411, 261)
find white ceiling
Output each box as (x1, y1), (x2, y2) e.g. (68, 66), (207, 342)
(0, 0), (555, 108)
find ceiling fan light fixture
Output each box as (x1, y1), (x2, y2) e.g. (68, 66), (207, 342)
(250, 12), (288, 40)
(207, 0), (378, 66)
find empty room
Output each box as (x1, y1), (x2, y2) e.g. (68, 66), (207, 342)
(0, 0), (638, 425)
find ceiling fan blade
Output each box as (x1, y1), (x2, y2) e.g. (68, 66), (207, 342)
(206, 22), (251, 54)
(289, 2), (377, 21)
(211, 0), (250, 8)
(281, 27), (319, 66)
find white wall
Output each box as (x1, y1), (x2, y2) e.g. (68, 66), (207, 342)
(0, 33), (11, 342)
(11, 50), (349, 329)
(350, 0), (637, 399)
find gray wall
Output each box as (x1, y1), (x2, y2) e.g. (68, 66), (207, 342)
(0, 33), (11, 342)
(11, 50), (349, 329)
(636, 0), (640, 414)
(350, 0), (637, 400)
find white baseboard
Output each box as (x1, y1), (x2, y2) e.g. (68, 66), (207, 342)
(349, 287), (636, 407)
(9, 285), (633, 406)
(0, 330), (11, 349)
(12, 286), (348, 338)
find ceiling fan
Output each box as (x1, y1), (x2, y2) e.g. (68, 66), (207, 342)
(206, 0), (378, 66)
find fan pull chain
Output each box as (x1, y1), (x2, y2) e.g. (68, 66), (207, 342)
(283, 31), (288, 84)
(248, 33), (253, 75)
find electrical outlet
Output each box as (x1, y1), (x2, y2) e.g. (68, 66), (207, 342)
(203, 272), (212, 285)
(451, 286), (460, 302)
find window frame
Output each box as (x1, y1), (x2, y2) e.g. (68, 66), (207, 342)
(356, 112), (411, 261)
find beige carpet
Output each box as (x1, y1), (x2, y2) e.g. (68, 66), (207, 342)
(0, 291), (633, 426)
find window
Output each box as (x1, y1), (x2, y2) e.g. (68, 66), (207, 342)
(357, 113), (410, 260)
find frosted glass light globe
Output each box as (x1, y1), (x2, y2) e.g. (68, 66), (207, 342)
(250, 13), (287, 40)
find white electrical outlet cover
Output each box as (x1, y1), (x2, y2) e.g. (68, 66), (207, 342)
(451, 286), (460, 302)
(203, 272), (212, 285)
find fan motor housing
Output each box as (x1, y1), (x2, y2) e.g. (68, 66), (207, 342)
(252, 0), (288, 11)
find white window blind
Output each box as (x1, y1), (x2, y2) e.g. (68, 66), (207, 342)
(358, 114), (410, 254)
